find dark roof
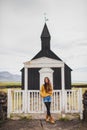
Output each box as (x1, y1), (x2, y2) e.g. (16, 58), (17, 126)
(41, 23), (51, 38)
(32, 50), (62, 61)
(31, 23), (72, 70)
(32, 23), (62, 61)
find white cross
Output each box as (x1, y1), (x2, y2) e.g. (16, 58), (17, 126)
(44, 13), (48, 22)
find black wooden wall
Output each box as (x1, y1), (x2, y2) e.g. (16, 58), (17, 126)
(28, 68), (40, 90)
(52, 68), (61, 89)
(21, 67), (71, 90)
(64, 64), (71, 89)
(21, 68), (24, 89)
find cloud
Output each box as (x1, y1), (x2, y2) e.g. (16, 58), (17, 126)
(72, 67), (87, 83)
(0, 0), (87, 82)
(52, 39), (87, 79)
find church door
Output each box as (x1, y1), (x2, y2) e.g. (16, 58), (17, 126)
(39, 67), (54, 89)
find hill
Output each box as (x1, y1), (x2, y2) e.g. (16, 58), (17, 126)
(0, 71), (21, 82)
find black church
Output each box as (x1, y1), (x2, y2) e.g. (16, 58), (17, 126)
(21, 23), (72, 90)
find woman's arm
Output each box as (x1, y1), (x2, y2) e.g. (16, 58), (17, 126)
(40, 85), (44, 97)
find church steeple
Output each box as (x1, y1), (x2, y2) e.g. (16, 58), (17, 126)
(41, 23), (51, 50)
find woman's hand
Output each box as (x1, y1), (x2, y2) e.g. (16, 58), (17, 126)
(48, 90), (53, 94)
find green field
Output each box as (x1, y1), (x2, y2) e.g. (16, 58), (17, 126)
(0, 82), (21, 93)
(72, 83), (87, 94)
(0, 81), (21, 86)
(0, 81), (87, 94)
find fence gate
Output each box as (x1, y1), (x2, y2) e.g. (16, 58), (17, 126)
(7, 89), (83, 119)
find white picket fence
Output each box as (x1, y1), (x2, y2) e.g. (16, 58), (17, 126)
(7, 89), (83, 119)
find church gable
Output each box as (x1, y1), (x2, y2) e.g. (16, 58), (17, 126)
(24, 57), (64, 68)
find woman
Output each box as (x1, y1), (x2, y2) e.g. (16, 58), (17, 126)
(40, 77), (55, 124)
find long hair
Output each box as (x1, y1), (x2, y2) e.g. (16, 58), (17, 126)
(44, 77), (52, 93)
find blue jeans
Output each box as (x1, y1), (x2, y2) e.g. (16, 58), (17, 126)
(43, 96), (51, 102)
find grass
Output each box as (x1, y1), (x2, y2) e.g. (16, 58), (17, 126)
(0, 81), (21, 86)
(72, 87), (87, 95)
(59, 117), (69, 121)
(10, 114), (32, 120)
(20, 115), (32, 120)
(0, 82), (21, 93)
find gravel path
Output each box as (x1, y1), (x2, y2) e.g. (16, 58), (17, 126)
(0, 119), (87, 130)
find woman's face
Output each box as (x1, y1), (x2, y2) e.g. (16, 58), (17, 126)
(45, 77), (49, 83)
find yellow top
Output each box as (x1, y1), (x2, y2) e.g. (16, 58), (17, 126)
(40, 84), (53, 98)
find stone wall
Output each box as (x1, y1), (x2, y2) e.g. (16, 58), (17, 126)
(83, 90), (87, 121)
(0, 92), (7, 120)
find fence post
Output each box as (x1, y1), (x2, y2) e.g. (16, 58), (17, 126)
(24, 90), (28, 113)
(7, 89), (12, 118)
(61, 89), (66, 117)
(27, 91), (30, 113)
(79, 88), (83, 120)
(24, 67), (28, 113)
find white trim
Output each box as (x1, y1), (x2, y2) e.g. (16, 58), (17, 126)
(24, 57), (64, 68)
(39, 67), (54, 73)
(61, 67), (65, 91)
(24, 67), (28, 113)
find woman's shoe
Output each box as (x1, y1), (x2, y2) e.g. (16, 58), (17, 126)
(46, 115), (50, 122)
(49, 116), (55, 124)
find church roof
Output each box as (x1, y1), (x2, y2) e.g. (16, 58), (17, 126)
(41, 23), (50, 38)
(32, 23), (62, 61)
(31, 23), (72, 70)
(32, 49), (62, 61)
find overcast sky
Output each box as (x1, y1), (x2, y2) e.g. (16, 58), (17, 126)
(0, 0), (87, 83)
